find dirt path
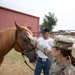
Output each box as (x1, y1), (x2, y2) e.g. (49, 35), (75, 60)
(0, 59), (34, 75)
(0, 49), (35, 75)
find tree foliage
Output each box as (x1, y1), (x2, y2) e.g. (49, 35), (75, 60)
(40, 12), (57, 31)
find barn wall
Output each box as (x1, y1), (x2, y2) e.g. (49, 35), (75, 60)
(0, 6), (39, 36)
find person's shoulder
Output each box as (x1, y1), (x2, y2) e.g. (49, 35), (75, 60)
(38, 37), (43, 41)
(66, 63), (75, 71)
(49, 37), (54, 40)
(48, 38), (54, 42)
(66, 64), (75, 75)
(70, 64), (75, 70)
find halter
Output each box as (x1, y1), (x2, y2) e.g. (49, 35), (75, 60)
(14, 29), (35, 55)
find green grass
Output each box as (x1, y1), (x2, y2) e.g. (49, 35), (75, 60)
(72, 36), (75, 38)
(5, 48), (23, 60)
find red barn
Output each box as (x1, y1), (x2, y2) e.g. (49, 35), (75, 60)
(0, 6), (39, 36)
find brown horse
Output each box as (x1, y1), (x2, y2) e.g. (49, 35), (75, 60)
(0, 22), (37, 65)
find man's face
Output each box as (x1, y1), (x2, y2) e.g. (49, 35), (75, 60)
(42, 32), (50, 38)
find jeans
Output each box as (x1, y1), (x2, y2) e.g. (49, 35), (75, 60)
(34, 57), (51, 75)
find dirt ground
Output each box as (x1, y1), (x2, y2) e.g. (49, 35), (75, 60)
(0, 50), (35, 75)
(0, 59), (34, 75)
(0, 49), (75, 75)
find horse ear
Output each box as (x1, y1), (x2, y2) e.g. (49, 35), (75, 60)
(14, 21), (22, 31)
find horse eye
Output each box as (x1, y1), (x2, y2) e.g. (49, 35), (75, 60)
(23, 39), (28, 42)
(23, 39), (28, 43)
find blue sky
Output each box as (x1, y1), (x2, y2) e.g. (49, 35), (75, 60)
(0, 0), (75, 31)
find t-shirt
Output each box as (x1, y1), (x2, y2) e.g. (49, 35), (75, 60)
(37, 37), (54, 58)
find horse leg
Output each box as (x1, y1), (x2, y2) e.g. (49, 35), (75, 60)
(0, 56), (4, 66)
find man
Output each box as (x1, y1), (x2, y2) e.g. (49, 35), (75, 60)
(34, 27), (54, 75)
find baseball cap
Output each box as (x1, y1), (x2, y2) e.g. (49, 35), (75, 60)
(40, 27), (50, 34)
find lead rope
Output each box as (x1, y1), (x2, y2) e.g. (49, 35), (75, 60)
(22, 55), (43, 73)
(22, 55), (35, 71)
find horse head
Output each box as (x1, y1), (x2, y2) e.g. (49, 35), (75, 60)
(14, 22), (37, 63)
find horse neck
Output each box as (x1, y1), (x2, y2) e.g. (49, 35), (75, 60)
(0, 28), (16, 55)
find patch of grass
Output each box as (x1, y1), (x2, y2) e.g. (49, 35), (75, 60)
(72, 36), (75, 38)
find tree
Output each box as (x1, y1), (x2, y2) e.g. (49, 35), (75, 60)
(40, 12), (57, 31)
